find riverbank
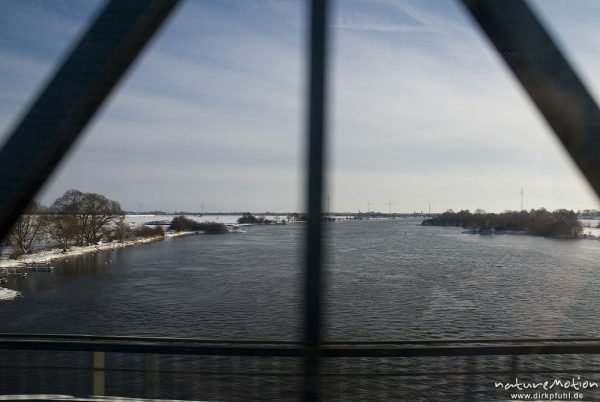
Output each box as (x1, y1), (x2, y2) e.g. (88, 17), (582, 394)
(0, 231), (193, 269)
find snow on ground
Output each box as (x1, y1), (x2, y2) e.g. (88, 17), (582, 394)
(581, 219), (600, 237)
(0, 287), (20, 300)
(0, 232), (194, 301)
(583, 227), (600, 237)
(125, 214), (288, 226)
(0, 232), (190, 269)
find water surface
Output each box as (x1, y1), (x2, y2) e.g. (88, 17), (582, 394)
(2, 218), (599, 340)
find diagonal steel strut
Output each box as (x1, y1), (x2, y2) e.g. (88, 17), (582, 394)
(461, 0), (600, 199)
(0, 0), (180, 240)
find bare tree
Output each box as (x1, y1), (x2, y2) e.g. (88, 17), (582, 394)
(50, 190), (124, 247)
(81, 192), (124, 244)
(110, 220), (133, 242)
(50, 190), (85, 247)
(48, 213), (79, 252)
(7, 201), (47, 256)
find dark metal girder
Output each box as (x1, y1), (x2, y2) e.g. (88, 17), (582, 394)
(460, 0), (600, 198)
(0, 0), (180, 240)
(304, 0), (329, 399)
(3, 336), (600, 358)
(4, 332), (600, 346)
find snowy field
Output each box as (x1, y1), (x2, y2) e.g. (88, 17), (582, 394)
(125, 214), (289, 226)
(581, 219), (600, 236)
(0, 232), (190, 269)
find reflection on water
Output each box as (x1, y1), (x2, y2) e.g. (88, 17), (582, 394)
(1, 218), (600, 340)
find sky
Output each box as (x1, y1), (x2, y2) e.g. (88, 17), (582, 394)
(1, 0), (600, 213)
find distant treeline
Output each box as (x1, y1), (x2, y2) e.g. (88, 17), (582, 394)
(422, 209), (582, 238)
(579, 209), (600, 218)
(168, 216), (228, 234)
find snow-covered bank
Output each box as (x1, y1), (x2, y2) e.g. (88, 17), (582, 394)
(0, 232), (194, 301)
(0, 287), (21, 300)
(0, 232), (192, 269)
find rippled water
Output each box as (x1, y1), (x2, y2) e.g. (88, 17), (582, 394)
(2, 218), (600, 340)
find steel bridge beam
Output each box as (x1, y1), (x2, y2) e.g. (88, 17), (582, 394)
(0, 0), (180, 240)
(461, 0), (600, 198)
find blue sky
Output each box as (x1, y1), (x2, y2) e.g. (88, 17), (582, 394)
(1, 0), (599, 213)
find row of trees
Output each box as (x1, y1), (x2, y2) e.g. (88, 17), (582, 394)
(6, 190), (126, 256)
(422, 209), (583, 238)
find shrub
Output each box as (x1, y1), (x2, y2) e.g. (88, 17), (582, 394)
(169, 216), (227, 234)
(134, 225), (165, 238)
(238, 213), (258, 224)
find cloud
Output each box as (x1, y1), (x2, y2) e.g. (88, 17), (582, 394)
(327, 0), (599, 212)
(32, 0), (306, 211)
(0, 0), (597, 212)
(335, 13), (430, 33)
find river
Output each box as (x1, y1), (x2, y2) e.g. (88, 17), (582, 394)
(2, 218), (600, 340)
